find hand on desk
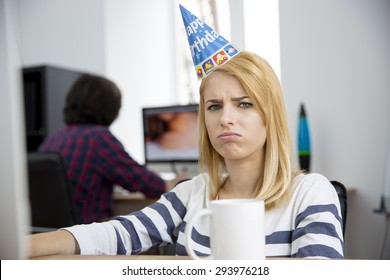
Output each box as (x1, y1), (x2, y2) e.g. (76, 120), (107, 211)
(165, 171), (191, 191)
(27, 230), (79, 258)
(114, 170), (191, 200)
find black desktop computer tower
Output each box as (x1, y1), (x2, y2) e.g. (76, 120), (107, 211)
(23, 65), (83, 151)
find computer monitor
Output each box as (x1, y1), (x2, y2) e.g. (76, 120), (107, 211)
(142, 104), (199, 163)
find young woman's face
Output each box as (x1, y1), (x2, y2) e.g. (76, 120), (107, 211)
(203, 72), (266, 163)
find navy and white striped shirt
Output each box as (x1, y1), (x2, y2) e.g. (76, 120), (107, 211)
(66, 172), (344, 258)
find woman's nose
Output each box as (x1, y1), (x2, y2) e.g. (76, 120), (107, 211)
(220, 106), (234, 127)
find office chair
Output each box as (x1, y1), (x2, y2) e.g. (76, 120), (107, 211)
(330, 180), (347, 237)
(27, 151), (76, 233)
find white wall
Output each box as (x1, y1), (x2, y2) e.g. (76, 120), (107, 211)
(279, 0), (390, 259)
(19, 0), (106, 74)
(104, 0), (177, 163)
(243, 0), (281, 79)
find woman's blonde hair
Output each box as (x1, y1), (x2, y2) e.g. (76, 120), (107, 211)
(198, 51), (299, 209)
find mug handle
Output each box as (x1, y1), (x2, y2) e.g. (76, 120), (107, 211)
(185, 208), (213, 260)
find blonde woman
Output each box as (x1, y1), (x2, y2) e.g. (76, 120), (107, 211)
(29, 51), (344, 258)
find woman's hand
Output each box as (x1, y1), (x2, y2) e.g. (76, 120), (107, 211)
(27, 229), (79, 258)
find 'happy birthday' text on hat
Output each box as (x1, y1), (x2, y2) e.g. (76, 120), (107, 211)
(179, 5), (240, 80)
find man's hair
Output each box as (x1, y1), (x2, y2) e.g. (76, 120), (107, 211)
(64, 74), (121, 126)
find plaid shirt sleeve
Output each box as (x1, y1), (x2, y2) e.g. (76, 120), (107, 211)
(95, 130), (165, 197)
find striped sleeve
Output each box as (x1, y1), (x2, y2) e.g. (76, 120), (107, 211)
(64, 180), (195, 255)
(291, 174), (344, 258)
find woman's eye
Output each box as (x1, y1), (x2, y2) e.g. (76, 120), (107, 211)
(239, 102), (253, 108)
(207, 104), (221, 111)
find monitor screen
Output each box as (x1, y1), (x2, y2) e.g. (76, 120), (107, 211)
(143, 104), (199, 163)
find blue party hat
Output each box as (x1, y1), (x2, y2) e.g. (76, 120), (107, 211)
(179, 4), (240, 80)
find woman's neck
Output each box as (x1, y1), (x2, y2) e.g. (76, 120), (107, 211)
(219, 159), (263, 199)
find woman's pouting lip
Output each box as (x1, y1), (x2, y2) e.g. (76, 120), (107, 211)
(218, 131), (241, 141)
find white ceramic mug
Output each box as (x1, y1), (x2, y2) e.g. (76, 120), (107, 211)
(185, 199), (265, 260)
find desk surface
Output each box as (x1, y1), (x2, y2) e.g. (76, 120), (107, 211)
(31, 255), (294, 260)
(113, 186), (357, 218)
(32, 254), (191, 260)
(113, 187), (158, 216)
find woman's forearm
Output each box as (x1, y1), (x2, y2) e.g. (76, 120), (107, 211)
(28, 229), (79, 258)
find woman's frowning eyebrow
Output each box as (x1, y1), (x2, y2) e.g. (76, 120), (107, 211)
(232, 96), (250, 102)
(205, 96), (250, 104)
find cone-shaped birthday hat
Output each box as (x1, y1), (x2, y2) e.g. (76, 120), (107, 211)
(179, 4), (240, 80)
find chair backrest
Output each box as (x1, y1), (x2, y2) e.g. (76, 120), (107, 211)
(330, 180), (347, 237)
(27, 151), (76, 232)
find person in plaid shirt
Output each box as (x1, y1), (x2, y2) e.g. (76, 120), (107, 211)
(39, 74), (166, 224)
